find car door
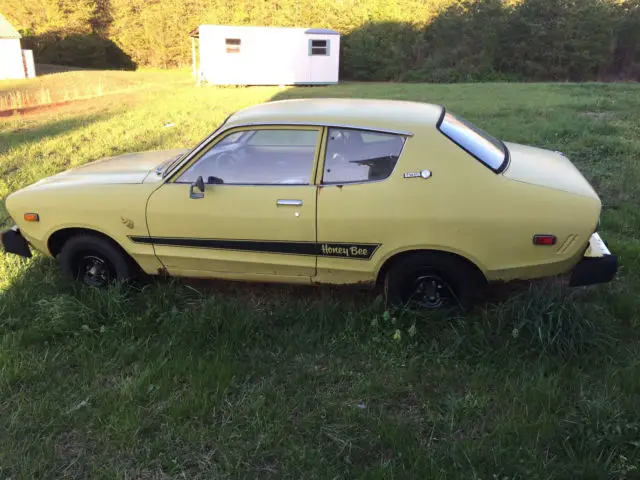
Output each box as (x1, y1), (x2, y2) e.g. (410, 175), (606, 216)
(143, 126), (322, 280)
(315, 127), (408, 284)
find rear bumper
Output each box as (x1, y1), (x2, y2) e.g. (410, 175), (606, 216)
(569, 233), (617, 287)
(0, 226), (32, 258)
(569, 254), (618, 287)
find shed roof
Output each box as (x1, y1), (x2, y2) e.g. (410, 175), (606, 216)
(190, 25), (340, 38)
(304, 28), (339, 35)
(0, 13), (20, 39)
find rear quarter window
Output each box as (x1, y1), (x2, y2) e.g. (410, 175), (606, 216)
(437, 111), (508, 172)
(323, 128), (406, 184)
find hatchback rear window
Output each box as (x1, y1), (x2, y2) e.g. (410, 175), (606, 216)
(437, 111), (508, 172)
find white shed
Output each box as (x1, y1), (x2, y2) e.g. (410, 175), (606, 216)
(0, 13), (26, 80)
(192, 25), (340, 86)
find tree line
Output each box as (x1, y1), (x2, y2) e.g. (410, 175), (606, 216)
(2, 0), (639, 82)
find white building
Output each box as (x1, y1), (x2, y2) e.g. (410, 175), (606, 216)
(191, 25), (340, 86)
(0, 13), (29, 80)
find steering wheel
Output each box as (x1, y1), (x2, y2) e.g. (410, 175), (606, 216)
(212, 151), (241, 170)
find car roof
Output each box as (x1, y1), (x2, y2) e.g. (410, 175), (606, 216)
(226, 98), (444, 134)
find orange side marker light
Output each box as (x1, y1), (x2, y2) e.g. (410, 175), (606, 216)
(24, 213), (39, 222)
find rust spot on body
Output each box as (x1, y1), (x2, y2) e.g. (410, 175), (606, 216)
(311, 279), (375, 288)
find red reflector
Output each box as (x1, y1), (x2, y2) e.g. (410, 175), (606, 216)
(533, 235), (557, 246)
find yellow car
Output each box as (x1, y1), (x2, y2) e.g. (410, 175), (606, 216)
(1, 99), (617, 308)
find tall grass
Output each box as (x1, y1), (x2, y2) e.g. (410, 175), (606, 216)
(0, 70), (188, 111)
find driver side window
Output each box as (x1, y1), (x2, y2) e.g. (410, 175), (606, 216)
(176, 128), (320, 185)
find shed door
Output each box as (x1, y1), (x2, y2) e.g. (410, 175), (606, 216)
(220, 36), (244, 84)
(308, 36), (335, 83)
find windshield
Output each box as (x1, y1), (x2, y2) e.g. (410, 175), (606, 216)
(162, 114), (233, 178)
(437, 111), (508, 172)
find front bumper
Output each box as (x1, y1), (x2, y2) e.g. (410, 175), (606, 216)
(569, 233), (617, 287)
(0, 226), (32, 258)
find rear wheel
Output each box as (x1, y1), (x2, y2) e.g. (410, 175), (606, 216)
(58, 235), (136, 287)
(384, 252), (484, 310)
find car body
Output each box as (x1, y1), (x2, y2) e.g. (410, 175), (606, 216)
(1, 98), (617, 308)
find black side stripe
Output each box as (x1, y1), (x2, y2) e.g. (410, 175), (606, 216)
(129, 236), (380, 260)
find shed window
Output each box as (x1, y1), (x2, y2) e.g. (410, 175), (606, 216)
(309, 39), (329, 56)
(225, 38), (241, 54)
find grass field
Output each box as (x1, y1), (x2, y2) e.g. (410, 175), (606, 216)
(1, 71), (640, 478)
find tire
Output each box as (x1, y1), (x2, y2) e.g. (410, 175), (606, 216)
(384, 252), (484, 310)
(58, 234), (137, 287)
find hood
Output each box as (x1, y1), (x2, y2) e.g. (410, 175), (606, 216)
(29, 149), (189, 188)
(502, 142), (599, 199)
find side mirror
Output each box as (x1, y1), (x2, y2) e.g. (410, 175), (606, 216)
(189, 176), (205, 199)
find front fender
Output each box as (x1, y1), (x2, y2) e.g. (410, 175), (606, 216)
(5, 184), (163, 274)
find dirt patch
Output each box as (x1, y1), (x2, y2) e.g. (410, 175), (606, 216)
(0, 83), (163, 119)
(0, 99), (85, 118)
(55, 430), (85, 476)
(581, 111), (616, 121)
(0, 91), (140, 119)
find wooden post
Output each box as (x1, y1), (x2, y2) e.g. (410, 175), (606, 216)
(21, 49), (36, 78)
(191, 37), (197, 79)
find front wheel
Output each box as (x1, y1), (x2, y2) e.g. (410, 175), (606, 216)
(58, 235), (137, 287)
(384, 253), (484, 310)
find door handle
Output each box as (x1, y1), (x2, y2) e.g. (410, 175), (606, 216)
(276, 199), (303, 206)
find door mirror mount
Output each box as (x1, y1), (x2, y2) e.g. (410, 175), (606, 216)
(189, 176), (205, 199)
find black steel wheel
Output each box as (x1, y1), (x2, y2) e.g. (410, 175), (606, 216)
(75, 253), (116, 287)
(408, 274), (455, 310)
(58, 234), (137, 287)
(384, 252), (484, 310)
